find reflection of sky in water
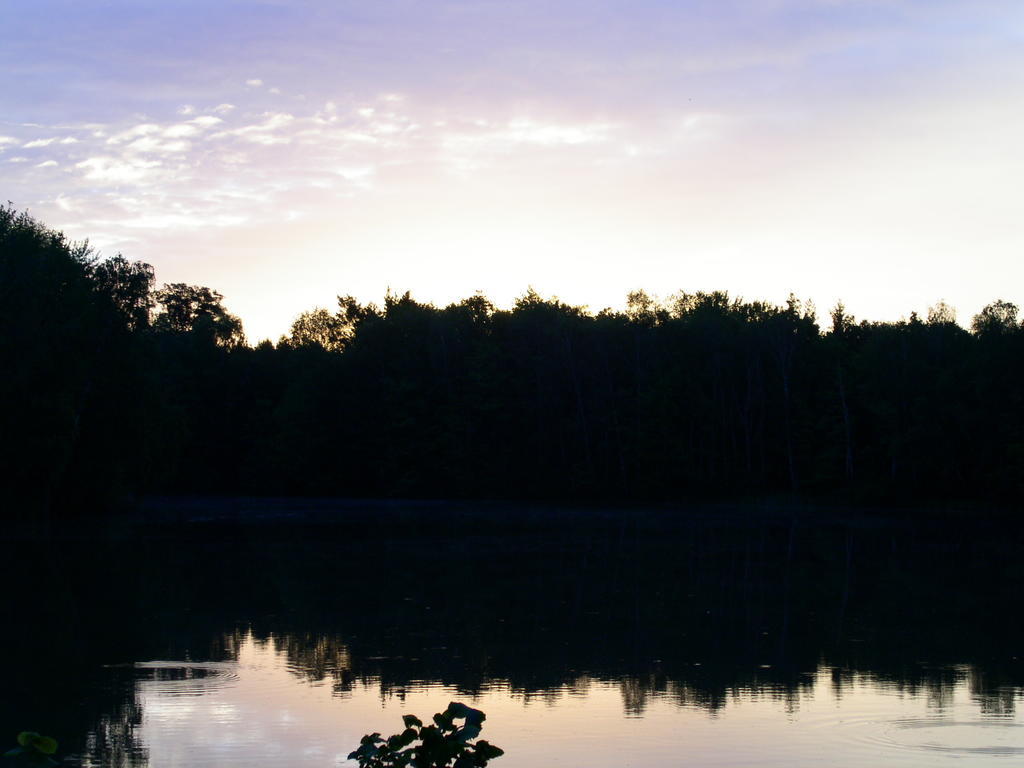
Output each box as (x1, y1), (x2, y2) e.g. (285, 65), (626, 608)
(122, 634), (1024, 768)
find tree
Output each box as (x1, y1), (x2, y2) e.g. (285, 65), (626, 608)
(927, 300), (956, 326)
(153, 283), (245, 347)
(281, 307), (348, 351)
(971, 300), (1019, 336)
(91, 255), (155, 331)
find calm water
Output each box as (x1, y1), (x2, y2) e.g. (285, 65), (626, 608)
(5, 501), (1024, 767)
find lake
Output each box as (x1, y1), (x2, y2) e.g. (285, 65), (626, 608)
(4, 500), (1023, 767)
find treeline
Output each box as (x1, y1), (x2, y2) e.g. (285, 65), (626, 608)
(4, 207), (1023, 518)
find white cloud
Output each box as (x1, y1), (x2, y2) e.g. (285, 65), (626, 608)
(0, 136), (17, 145)
(106, 124), (160, 145)
(59, 136), (79, 144)
(439, 119), (616, 173)
(23, 137), (57, 148)
(36, 160), (58, 168)
(120, 212), (248, 230)
(128, 136), (191, 153)
(214, 104), (236, 114)
(211, 112), (295, 145)
(500, 119), (613, 146)
(55, 194), (76, 212)
(191, 115), (223, 128)
(178, 105), (196, 115)
(163, 116), (222, 138)
(335, 166), (376, 185)
(76, 156), (162, 184)
(164, 123), (201, 138)
(246, 79), (264, 87)
(219, 152), (249, 165)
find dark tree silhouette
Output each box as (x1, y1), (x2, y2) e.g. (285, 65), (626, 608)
(4, 207), (1024, 516)
(154, 283), (245, 347)
(91, 255), (155, 331)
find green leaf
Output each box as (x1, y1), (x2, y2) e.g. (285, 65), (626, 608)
(446, 702), (472, 719)
(419, 725), (442, 747)
(17, 733), (41, 748)
(396, 728), (417, 748)
(34, 737), (58, 755)
(474, 740), (504, 759)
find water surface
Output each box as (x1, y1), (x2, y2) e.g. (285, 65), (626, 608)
(5, 501), (1023, 767)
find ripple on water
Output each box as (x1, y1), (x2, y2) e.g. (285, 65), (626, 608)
(800, 710), (1024, 762)
(131, 661), (241, 697)
(877, 719), (1024, 757)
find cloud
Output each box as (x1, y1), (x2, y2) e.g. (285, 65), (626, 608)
(119, 212), (249, 230)
(127, 136), (191, 153)
(23, 136), (79, 147)
(246, 79), (264, 87)
(106, 124), (161, 145)
(76, 156), (162, 184)
(55, 194), (76, 212)
(211, 112), (295, 145)
(9, 99), (641, 254)
(162, 116), (223, 139)
(163, 123), (201, 138)
(437, 117), (617, 175)
(499, 119), (613, 146)
(191, 115), (223, 128)
(335, 166), (376, 186)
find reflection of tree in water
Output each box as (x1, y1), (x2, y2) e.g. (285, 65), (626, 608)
(256, 617), (1017, 719)
(619, 671), (818, 716)
(241, 630), (360, 696)
(79, 710), (147, 768)
(76, 676), (148, 768)
(7, 511), (1024, 768)
(215, 514), (1024, 720)
(970, 667), (1022, 716)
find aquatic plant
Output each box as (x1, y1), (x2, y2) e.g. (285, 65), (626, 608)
(5, 732), (59, 766)
(348, 702), (503, 768)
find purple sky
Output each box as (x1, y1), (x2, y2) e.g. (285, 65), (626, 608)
(3, 0), (1023, 340)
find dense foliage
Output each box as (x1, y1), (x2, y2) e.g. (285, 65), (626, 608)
(4, 207), (1023, 517)
(348, 704), (503, 768)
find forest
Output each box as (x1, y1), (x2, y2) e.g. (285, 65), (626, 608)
(3, 205), (1023, 519)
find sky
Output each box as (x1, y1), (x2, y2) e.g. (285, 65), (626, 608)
(3, 0), (1023, 341)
